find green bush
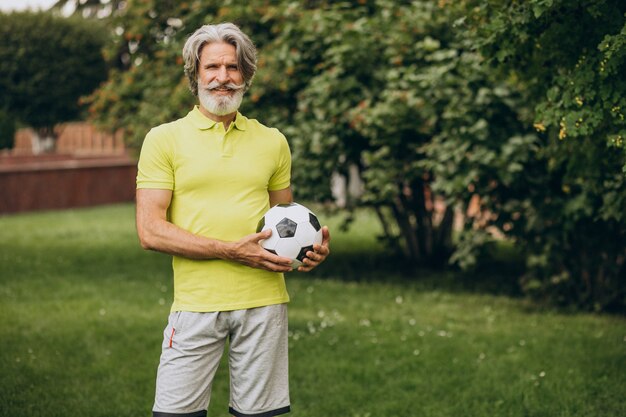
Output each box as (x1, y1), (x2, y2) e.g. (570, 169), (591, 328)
(0, 11), (107, 145)
(462, 0), (626, 311)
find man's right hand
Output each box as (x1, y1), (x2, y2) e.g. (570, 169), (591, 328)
(227, 229), (294, 272)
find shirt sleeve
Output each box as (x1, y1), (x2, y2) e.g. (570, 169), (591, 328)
(136, 126), (175, 190)
(268, 131), (292, 191)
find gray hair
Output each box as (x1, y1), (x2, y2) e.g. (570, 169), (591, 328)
(182, 22), (257, 96)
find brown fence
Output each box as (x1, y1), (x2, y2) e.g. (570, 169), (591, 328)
(11, 123), (125, 156)
(1, 123), (136, 215)
(0, 156), (137, 214)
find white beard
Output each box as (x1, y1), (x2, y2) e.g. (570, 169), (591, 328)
(198, 80), (245, 116)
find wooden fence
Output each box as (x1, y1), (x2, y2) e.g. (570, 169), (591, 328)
(11, 123), (126, 156)
(0, 156), (137, 214)
(0, 123), (136, 214)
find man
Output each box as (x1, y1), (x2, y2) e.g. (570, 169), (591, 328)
(135, 22), (330, 417)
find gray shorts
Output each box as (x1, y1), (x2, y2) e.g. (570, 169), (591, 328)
(152, 304), (290, 417)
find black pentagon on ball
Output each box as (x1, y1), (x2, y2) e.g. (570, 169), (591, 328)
(296, 245), (314, 262)
(265, 248), (277, 255)
(256, 216), (265, 233)
(276, 218), (297, 238)
(309, 213), (321, 231)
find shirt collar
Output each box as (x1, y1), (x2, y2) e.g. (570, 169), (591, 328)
(188, 105), (247, 131)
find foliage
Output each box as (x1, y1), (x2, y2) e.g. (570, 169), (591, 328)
(0, 11), (107, 147)
(266, 2), (532, 267)
(449, 0), (626, 311)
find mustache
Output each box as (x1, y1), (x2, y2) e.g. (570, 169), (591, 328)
(203, 80), (245, 91)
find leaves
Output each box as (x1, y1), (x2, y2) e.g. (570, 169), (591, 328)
(469, 0), (626, 310)
(0, 12), (107, 131)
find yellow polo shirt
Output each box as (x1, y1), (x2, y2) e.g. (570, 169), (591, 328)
(137, 106), (291, 312)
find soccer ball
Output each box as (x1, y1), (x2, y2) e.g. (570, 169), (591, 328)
(256, 202), (323, 269)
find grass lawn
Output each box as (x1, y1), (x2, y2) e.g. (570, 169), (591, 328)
(0, 204), (624, 417)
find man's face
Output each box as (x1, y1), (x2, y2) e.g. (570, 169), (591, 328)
(197, 41), (245, 117)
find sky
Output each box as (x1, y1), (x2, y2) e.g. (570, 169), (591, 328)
(0, 0), (58, 12)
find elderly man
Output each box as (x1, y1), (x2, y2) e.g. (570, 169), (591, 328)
(136, 22), (330, 417)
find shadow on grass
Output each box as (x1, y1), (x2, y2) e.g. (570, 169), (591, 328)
(306, 242), (525, 298)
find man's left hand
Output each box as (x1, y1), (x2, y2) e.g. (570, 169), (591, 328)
(297, 226), (331, 272)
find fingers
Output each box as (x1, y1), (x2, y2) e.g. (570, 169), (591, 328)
(261, 258), (293, 272)
(297, 252), (322, 272)
(255, 245), (292, 271)
(230, 230), (292, 272)
(253, 255), (293, 272)
(253, 228), (272, 242)
(267, 253), (294, 270)
(321, 226), (331, 245)
(297, 226), (330, 272)
(257, 230), (292, 269)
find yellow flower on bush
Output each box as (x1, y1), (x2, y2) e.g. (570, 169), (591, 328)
(559, 120), (567, 140)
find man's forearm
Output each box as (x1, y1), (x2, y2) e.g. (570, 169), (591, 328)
(138, 216), (231, 260)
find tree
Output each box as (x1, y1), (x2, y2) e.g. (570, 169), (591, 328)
(0, 12), (107, 152)
(446, 0), (626, 310)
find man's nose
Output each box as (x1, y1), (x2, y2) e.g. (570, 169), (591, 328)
(216, 65), (229, 82)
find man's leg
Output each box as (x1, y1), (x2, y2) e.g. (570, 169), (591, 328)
(227, 304), (290, 417)
(153, 311), (229, 417)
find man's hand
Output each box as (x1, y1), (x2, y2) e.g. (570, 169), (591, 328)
(227, 229), (294, 272)
(297, 226), (331, 272)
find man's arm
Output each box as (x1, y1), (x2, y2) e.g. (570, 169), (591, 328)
(269, 187), (293, 207)
(135, 188), (293, 272)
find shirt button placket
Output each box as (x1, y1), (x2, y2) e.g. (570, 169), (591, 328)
(221, 132), (233, 157)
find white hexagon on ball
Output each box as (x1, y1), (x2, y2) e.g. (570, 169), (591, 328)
(257, 202), (323, 269)
(274, 238), (302, 261)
